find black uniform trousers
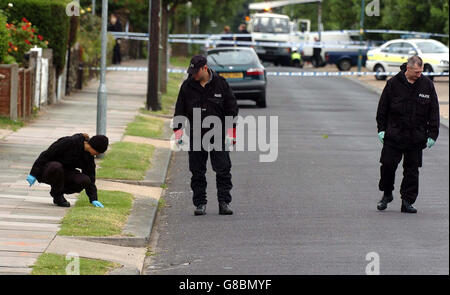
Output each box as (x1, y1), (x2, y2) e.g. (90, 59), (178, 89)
(378, 144), (423, 204)
(188, 150), (232, 207)
(40, 161), (92, 199)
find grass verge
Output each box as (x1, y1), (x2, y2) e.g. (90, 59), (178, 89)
(141, 72), (185, 115)
(31, 253), (120, 275)
(125, 115), (164, 138)
(0, 116), (24, 131)
(96, 141), (155, 180)
(170, 56), (190, 68)
(58, 190), (134, 237)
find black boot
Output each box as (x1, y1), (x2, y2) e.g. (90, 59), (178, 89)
(194, 204), (206, 216)
(401, 199), (417, 213)
(377, 192), (393, 211)
(219, 202), (233, 215)
(53, 195), (70, 207)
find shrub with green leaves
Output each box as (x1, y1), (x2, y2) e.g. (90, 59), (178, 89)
(78, 13), (115, 82)
(0, 10), (10, 63)
(0, 0), (70, 74)
(4, 18), (48, 66)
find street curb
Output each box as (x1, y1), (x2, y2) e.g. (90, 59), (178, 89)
(75, 197), (159, 248)
(77, 122), (173, 248)
(102, 119), (173, 187)
(344, 76), (449, 129)
(99, 146), (172, 188)
(107, 265), (141, 275)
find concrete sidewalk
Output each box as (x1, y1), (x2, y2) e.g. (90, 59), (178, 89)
(0, 59), (152, 274)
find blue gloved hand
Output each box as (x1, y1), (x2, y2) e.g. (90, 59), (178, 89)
(26, 174), (36, 186)
(427, 137), (435, 148)
(378, 131), (385, 144)
(91, 200), (104, 208)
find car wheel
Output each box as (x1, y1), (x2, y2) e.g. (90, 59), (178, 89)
(338, 59), (352, 71)
(257, 91), (267, 108)
(374, 64), (387, 80)
(424, 64), (434, 81)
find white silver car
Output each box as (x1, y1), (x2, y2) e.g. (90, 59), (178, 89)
(366, 38), (449, 80)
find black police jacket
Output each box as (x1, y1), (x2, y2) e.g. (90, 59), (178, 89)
(376, 63), (440, 149)
(30, 133), (98, 202)
(173, 69), (239, 135)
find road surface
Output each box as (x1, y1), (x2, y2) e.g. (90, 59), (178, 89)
(143, 66), (449, 275)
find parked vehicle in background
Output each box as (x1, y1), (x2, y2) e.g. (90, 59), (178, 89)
(206, 47), (267, 108)
(248, 12), (298, 66)
(325, 50), (368, 71)
(366, 38), (449, 80)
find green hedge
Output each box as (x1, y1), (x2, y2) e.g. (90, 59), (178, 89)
(0, 0), (70, 75)
(0, 10), (9, 63)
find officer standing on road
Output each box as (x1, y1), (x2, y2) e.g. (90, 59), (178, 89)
(376, 56), (440, 213)
(312, 37), (322, 68)
(26, 133), (109, 208)
(173, 55), (239, 216)
(218, 25), (233, 48)
(235, 23), (252, 47)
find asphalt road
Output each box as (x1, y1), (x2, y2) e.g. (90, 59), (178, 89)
(143, 66), (449, 275)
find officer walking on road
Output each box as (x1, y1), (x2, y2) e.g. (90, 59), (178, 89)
(376, 56), (440, 213)
(173, 55), (239, 216)
(26, 133), (109, 208)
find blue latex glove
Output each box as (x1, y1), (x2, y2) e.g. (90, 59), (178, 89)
(91, 200), (104, 208)
(26, 174), (36, 186)
(427, 137), (435, 148)
(378, 131), (385, 144)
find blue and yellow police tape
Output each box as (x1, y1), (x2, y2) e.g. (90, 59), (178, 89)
(111, 29), (449, 39)
(80, 66), (449, 77)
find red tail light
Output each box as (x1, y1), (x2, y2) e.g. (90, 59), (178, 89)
(246, 68), (264, 76)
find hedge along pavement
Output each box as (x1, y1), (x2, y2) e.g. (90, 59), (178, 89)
(0, 0), (70, 75)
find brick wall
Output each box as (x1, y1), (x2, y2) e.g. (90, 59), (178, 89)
(0, 66), (12, 117)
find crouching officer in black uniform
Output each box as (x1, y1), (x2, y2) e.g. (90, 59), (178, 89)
(26, 133), (109, 208)
(173, 55), (239, 216)
(376, 56), (440, 213)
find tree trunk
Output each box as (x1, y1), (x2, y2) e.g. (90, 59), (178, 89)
(160, 5), (169, 93)
(171, 7), (188, 56)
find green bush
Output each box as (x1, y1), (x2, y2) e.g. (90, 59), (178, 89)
(78, 13), (115, 83)
(0, 0), (70, 75)
(0, 10), (10, 63)
(4, 18), (48, 66)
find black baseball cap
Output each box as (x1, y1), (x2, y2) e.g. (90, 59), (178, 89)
(187, 55), (207, 75)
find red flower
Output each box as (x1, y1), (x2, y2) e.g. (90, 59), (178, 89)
(8, 42), (13, 47)
(25, 39), (31, 45)
(22, 17), (29, 23)
(31, 28), (36, 33)
(22, 25), (27, 31)
(26, 23), (31, 28)
(38, 35), (43, 41)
